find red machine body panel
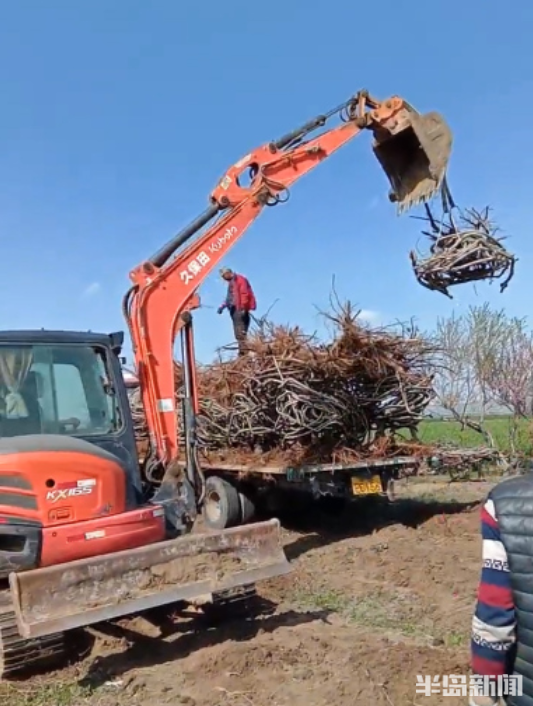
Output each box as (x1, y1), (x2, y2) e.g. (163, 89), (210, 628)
(0, 448), (127, 525)
(41, 506), (165, 567)
(0, 445), (165, 568)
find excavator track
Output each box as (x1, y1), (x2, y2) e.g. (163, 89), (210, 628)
(212, 583), (258, 609)
(0, 589), (65, 679)
(203, 584), (272, 623)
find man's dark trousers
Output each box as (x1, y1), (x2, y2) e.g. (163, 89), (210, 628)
(231, 309), (250, 356)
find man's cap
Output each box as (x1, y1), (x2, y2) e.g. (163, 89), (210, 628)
(219, 267), (233, 276)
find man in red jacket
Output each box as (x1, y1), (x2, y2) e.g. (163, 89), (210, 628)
(217, 268), (257, 356)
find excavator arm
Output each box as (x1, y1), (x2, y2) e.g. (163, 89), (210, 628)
(124, 89), (452, 477)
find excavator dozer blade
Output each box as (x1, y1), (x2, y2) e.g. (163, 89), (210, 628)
(372, 104), (453, 214)
(8, 518), (290, 639)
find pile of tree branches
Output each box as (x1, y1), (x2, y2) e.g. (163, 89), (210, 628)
(129, 303), (436, 466)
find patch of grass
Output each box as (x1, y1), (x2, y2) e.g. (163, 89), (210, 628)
(294, 588), (349, 614)
(416, 417), (533, 455)
(0, 681), (95, 706)
(406, 489), (465, 504)
(347, 593), (421, 633)
(294, 587), (432, 639)
(445, 631), (467, 648)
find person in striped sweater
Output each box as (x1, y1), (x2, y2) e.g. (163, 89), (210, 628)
(471, 496), (517, 706)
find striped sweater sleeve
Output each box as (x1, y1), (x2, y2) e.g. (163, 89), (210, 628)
(471, 496), (516, 677)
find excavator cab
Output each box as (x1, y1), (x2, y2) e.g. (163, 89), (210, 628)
(371, 101), (453, 213)
(0, 330), (290, 676)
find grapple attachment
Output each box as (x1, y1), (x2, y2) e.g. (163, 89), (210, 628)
(9, 518), (290, 639)
(372, 103), (453, 214)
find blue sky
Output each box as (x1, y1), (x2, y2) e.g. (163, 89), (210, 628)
(1, 0), (533, 364)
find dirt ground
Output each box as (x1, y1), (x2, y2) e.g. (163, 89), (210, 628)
(3, 477), (494, 706)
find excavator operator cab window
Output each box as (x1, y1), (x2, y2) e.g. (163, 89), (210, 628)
(0, 343), (122, 438)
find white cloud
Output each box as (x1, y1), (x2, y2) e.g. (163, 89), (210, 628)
(82, 282), (101, 298)
(358, 309), (380, 323)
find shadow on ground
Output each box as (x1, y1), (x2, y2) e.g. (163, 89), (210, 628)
(283, 495), (480, 561)
(79, 598), (330, 689)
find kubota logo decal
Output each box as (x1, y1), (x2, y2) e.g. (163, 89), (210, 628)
(46, 479), (96, 504)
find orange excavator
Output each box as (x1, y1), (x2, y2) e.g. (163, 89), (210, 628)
(0, 90), (452, 677)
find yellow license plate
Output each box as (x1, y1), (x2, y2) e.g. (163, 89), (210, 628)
(351, 475), (382, 496)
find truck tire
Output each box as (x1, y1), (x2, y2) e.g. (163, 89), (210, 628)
(238, 487), (256, 524)
(203, 476), (241, 530)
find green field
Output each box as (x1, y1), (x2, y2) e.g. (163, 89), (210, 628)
(416, 416), (533, 455)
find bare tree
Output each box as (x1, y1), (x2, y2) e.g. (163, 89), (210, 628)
(432, 303), (533, 459)
(481, 316), (533, 453)
(431, 312), (496, 447)
(467, 304), (508, 423)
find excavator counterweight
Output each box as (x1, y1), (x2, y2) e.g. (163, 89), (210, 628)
(371, 104), (452, 213)
(9, 519), (289, 639)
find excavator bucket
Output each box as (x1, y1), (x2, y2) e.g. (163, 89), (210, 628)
(8, 519), (290, 639)
(371, 103), (453, 214)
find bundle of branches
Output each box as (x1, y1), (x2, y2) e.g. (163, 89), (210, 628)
(129, 302), (436, 466)
(426, 444), (502, 481)
(410, 202), (516, 299)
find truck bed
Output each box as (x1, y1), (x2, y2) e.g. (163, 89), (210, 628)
(199, 455), (421, 514)
(200, 455), (419, 477)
